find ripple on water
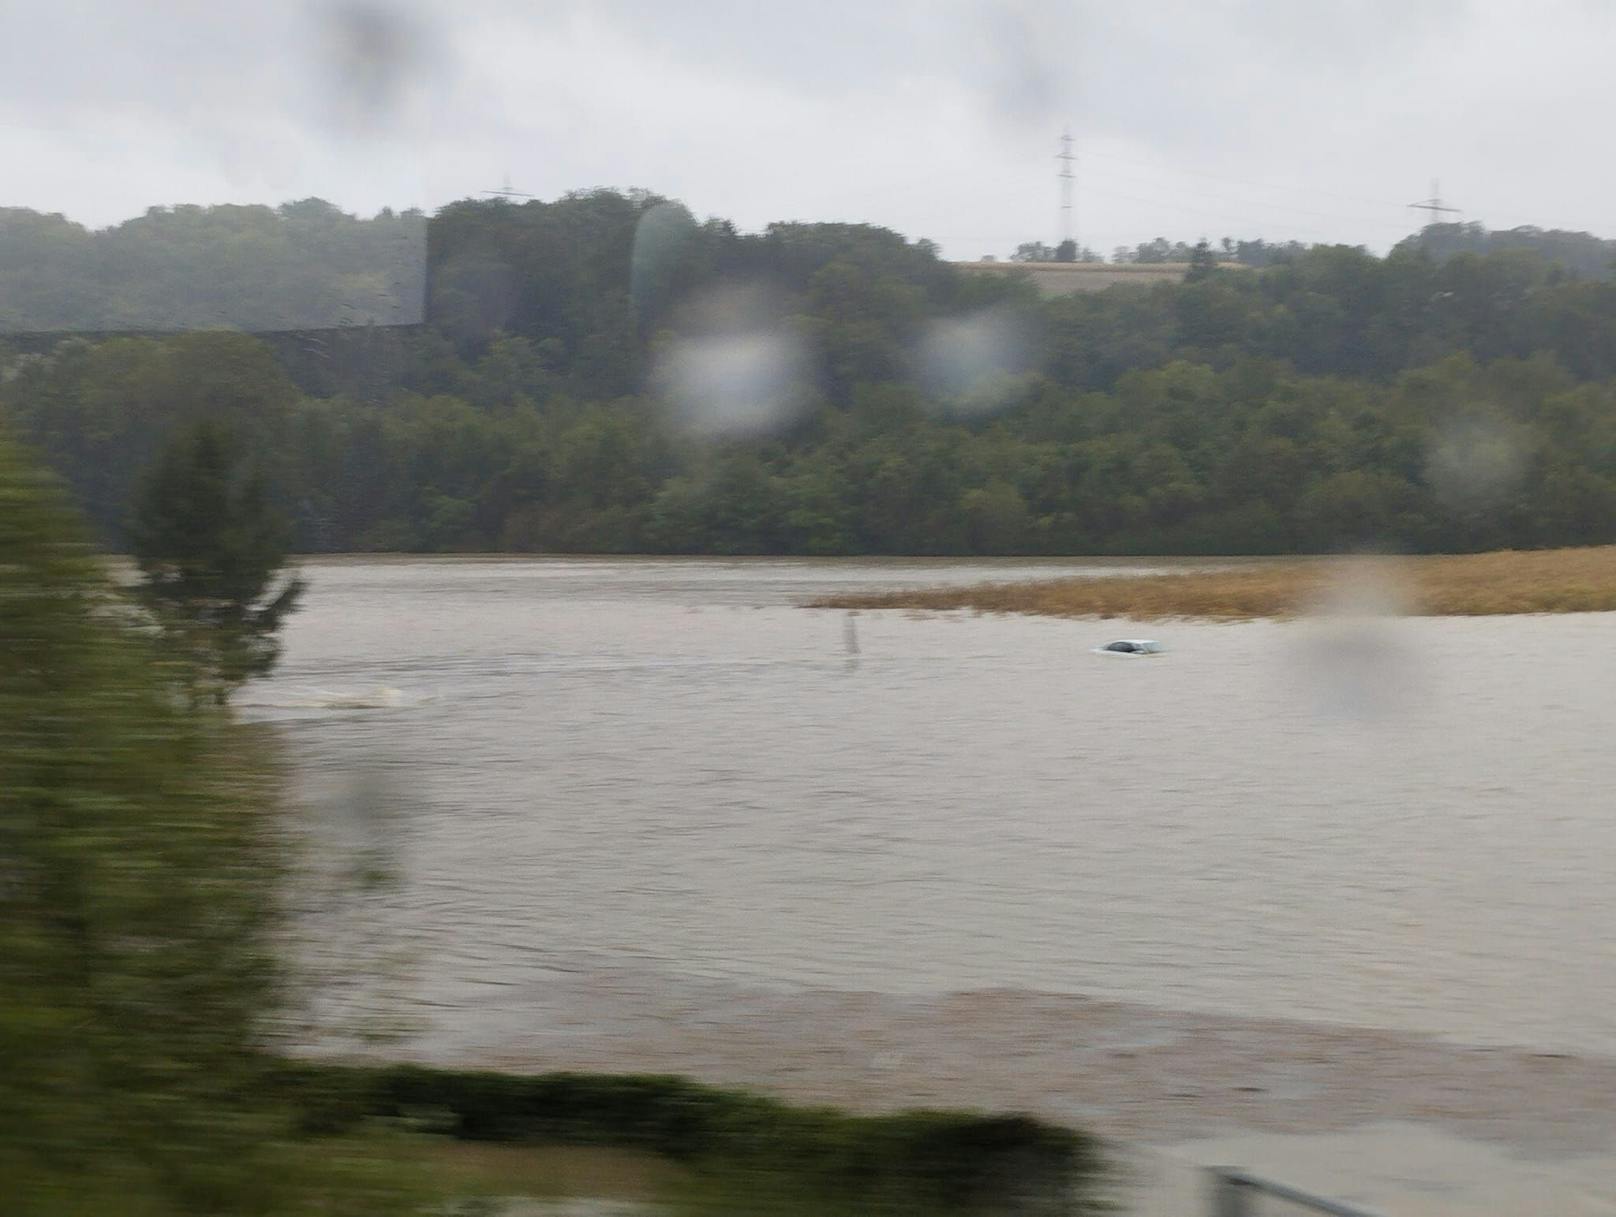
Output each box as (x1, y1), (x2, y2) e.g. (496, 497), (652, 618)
(257, 558), (1616, 1058)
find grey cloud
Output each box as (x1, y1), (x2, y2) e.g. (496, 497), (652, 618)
(3, 0), (1615, 258)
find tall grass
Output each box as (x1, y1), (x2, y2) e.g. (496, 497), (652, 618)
(808, 547), (1616, 620)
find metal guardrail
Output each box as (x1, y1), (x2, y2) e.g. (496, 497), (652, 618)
(1211, 1168), (1386, 1217)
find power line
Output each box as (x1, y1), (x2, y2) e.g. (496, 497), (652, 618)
(1051, 149), (1612, 243)
(1076, 189), (1434, 251)
(1090, 166), (1418, 232)
(1077, 149), (1611, 239)
(930, 181), (1420, 250)
(1037, 148), (1433, 243)
(1080, 147), (1415, 212)
(1078, 182), (1400, 242)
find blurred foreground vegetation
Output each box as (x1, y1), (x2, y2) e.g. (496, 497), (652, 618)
(0, 432), (403, 1213)
(4, 194), (1616, 556)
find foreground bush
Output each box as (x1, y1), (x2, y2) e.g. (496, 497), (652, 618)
(278, 1062), (1107, 1214)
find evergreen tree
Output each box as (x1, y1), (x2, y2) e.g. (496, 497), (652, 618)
(1186, 238), (1219, 281)
(127, 420), (304, 701)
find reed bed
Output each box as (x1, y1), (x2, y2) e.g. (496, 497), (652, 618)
(808, 546), (1616, 621)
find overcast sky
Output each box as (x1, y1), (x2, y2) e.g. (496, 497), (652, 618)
(4, 0), (1613, 260)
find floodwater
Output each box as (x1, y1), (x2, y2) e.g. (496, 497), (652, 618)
(249, 556), (1616, 1213)
(253, 556), (1616, 1054)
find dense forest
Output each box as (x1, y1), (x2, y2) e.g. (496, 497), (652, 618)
(4, 190), (1616, 555)
(0, 200), (426, 331)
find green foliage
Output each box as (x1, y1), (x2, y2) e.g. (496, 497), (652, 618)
(1396, 220), (1616, 280)
(0, 201), (425, 332)
(0, 433), (415, 1215)
(0, 330), (301, 543)
(276, 1063), (1106, 1215)
(128, 419), (304, 699)
(1013, 241), (1058, 263)
(9, 191), (1616, 556)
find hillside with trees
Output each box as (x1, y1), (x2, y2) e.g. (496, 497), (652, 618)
(1396, 221), (1616, 281)
(5, 190), (1616, 556)
(0, 200), (425, 332)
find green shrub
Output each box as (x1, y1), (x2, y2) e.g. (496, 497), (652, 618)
(275, 1063), (1106, 1214)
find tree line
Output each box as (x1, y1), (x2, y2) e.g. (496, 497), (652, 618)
(5, 190), (1616, 556)
(0, 199), (426, 332)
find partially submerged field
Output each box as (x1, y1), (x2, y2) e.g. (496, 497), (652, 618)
(808, 546), (1616, 620)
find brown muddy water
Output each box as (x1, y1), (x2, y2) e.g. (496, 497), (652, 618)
(247, 556), (1616, 1214)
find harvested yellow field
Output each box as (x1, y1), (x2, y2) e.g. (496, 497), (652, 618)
(808, 547), (1616, 620)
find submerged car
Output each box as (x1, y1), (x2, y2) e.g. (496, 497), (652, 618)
(1093, 639), (1164, 656)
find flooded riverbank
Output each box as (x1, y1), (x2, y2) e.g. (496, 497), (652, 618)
(255, 556), (1616, 1212)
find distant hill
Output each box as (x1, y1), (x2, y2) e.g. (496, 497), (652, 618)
(1396, 222), (1616, 279)
(0, 200), (426, 333)
(10, 189), (1616, 560)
